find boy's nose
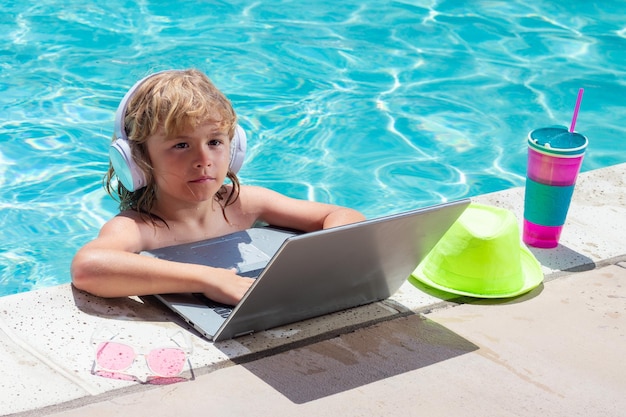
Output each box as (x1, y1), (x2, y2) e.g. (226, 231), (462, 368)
(195, 148), (212, 167)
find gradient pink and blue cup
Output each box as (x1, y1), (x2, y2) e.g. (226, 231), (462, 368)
(523, 126), (588, 248)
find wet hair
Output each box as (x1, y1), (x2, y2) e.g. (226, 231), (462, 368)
(104, 69), (241, 225)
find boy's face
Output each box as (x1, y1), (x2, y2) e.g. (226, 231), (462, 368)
(145, 119), (232, 206)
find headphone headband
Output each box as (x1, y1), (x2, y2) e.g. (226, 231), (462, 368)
(113, 71), (163, 143)
(110, 70), (246, 192)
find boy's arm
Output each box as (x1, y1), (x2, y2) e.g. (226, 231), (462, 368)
(70, 216), (253, 305)
(238, 185), (366, 232)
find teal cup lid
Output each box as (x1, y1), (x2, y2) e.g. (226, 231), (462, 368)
(528, 126), (588, 157)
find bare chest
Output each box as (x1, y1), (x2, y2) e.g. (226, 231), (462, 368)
(143, 214), (253, 249)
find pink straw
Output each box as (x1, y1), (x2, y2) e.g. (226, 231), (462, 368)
(569, 88), (584, 133)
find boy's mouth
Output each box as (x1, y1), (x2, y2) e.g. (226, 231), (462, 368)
(189, 176), (215, 183)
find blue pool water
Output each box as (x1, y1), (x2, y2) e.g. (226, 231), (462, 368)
(1, 1), (626, 296)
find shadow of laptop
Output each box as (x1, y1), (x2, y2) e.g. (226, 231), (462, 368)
(237, 314), (478, 404)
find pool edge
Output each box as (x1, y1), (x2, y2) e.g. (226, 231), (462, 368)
(2, 162), (625, 416)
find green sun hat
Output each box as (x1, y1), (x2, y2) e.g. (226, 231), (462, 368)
(411, 203), (543, 298)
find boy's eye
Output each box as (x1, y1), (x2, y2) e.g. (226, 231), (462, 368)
(173, 142), (189, 149)
(208, 139), (223, 146)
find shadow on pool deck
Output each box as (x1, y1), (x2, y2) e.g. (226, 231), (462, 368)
(238, 315), (480, 404)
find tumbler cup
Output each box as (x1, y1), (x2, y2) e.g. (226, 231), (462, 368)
(523, 126), (588, 248)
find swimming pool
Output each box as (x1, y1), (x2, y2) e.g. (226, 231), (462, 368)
(2, 0), (625, 296)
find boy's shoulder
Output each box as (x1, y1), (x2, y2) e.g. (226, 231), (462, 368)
(239, 184), (274, 196)
(237, 184), (282, 205)
(114, 210), (144, 222)
(107, 210), (162, 230)
(105, 210), (179, 250)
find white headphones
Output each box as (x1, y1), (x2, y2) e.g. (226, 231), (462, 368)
(109, 71), (247, 192)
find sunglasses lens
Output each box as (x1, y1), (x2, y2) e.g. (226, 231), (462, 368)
(96, 342), (135, 371)
(146, 348), (186, 377)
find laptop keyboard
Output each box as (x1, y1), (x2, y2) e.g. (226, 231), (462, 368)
(193, 294), (233, 319)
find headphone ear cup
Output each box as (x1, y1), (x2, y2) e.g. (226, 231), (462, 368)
(229, 125), (247, 174)
(109, 138), (147, 192)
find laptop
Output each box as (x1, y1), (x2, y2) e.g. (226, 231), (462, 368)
(142, 199), (469, 341)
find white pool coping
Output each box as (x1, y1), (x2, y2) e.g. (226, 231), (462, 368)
(2, 162), (625, 416)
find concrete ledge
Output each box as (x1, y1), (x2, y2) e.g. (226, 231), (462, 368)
(2, 163), (625, 416)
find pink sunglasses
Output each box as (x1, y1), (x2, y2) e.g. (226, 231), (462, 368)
(91, 328), (193, 384)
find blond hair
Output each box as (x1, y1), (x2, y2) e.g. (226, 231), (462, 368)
(105, 69), (240, 224)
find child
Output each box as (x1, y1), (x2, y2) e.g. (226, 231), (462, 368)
(71, 69), (365, 306)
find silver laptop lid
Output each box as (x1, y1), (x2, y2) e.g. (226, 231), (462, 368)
(212, 199), (470, 341)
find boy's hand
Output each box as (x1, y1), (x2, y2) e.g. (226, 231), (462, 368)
(204, 268), (255, 306)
